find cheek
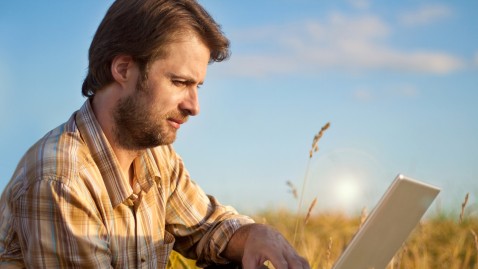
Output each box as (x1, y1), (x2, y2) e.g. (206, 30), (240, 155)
(152, 93), (181, 111)
(145, 81), (184, 112)
(144, 97), (175, 118)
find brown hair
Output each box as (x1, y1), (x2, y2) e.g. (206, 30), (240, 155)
(82, 0), (230, 97)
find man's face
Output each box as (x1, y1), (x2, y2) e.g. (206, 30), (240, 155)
(113, 34), (210, 150)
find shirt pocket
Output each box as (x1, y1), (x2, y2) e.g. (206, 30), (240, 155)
(154, 231), (175, 269)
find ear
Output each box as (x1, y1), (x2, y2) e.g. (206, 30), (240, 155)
(111, 55), (135, 84)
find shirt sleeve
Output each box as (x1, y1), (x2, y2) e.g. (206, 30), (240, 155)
(162, 148), (254, 267)
(10, 177), (112, 269)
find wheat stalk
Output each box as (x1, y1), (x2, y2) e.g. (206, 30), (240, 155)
(470, 229), (478, 253)
(286, 180), (298, 200)
(324, 237), (333, 269)
(460, 193), (469, 224)
(304, 197), (318, 225)
(293, 122), (330, 246)
(309, 122), (330, 159)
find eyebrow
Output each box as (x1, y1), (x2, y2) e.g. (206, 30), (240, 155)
(166, 72), (204, 85)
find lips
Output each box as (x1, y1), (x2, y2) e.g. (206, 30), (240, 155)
(167, 118), (187, 129)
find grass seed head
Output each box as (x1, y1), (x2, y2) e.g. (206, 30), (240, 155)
(310, 122), (330, 159)
(286, 180), (299, 200)
(304, 197), (318, 225)
(460, 193), (470, 224)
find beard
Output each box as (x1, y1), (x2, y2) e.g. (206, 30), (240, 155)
(112, 80), (188, 150)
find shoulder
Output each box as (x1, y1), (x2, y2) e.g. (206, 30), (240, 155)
(6, 112), (95, 202)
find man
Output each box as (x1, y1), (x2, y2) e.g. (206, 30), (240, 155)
(0, 1), (310, 269)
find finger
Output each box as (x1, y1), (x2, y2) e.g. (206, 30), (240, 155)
(267, 256), (289, 269)
(255, 243), (292, 269)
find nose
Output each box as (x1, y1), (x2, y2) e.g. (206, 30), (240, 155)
(179, 87), (200, 116)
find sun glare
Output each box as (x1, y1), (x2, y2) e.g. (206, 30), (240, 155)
(333, 175), (362, 211)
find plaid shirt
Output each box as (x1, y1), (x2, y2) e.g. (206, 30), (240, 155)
(0, 100), (253, 269)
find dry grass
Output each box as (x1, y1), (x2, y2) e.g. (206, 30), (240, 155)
(168, 209), (478, 269)
(461, 193), (470, 224)
(293, 122), (331, 246)
(304, 197), (318, 225)
(166, 125), (477, 268)
(261, 209), (478, 269)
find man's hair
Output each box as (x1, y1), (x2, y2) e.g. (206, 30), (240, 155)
(81, 0), (229, 97)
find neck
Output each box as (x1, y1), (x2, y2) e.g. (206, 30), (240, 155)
(90, 91), (139, 186)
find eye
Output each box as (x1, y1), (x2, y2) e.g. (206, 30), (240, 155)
(172, 80), (187, 87)
(172, 79), (202, 90)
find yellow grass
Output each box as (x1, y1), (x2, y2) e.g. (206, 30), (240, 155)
(167, 209), (478, 269)
(167, 126), (477, 268)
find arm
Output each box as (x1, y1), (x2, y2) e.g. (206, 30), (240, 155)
(165, 170), (255, 265)
(159, 146), (306, 268)
(223, 223), (310, 269)
(11, 178), (111, 268)
(159, 147), (254, 265)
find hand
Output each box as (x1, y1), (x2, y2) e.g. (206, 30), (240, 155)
(224, 223), (310, 269)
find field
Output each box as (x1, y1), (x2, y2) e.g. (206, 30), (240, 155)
(168, 208), (478, 268)
(167, 123), (478, 268)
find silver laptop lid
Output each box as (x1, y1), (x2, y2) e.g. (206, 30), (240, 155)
(332, 174), (440, 269)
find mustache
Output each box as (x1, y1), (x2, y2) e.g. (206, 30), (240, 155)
(163, 110), (189, 123)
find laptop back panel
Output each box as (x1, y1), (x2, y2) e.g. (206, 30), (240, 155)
(332, 174), (440, 269)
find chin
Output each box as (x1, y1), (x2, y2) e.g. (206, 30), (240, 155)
(155, 133), (177, 146)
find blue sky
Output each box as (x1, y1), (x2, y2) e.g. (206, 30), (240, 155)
(1, 1), (477, 216)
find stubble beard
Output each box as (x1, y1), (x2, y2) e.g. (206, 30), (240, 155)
(112, 80), (183, 150)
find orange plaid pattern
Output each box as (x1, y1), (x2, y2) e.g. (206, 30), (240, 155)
(0, 100), (253, 268)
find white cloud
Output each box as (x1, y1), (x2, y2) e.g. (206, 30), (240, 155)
(353, 89), (374, 102)
(352, 85), (419, 103)
(224, 13), (463, 77)
(399, 5), (452, 26)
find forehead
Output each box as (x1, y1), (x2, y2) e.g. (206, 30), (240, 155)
(148, 34), (211, 80)
(154, 31), (211, 61)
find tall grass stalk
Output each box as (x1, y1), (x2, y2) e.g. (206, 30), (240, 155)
(304, 197), (318, 225)
(460, 193), (470, 224)
(293, 159), (312, 246)
(292, 122), (330, 246)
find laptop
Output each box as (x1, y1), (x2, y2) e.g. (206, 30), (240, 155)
(332, 174), (440, 269)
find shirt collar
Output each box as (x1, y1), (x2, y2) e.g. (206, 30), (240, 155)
(75, 100), (160, 208)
